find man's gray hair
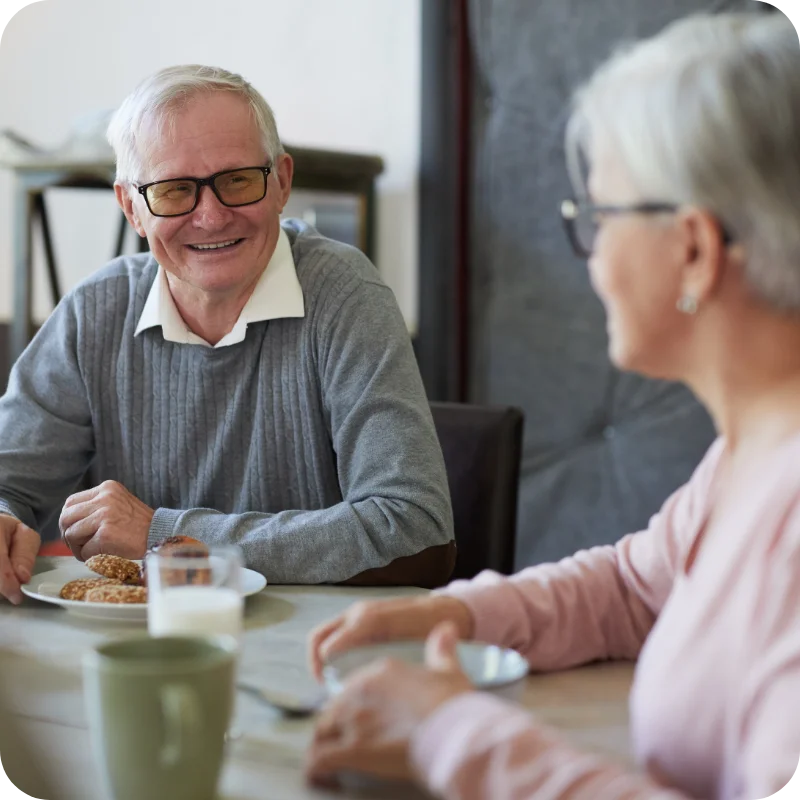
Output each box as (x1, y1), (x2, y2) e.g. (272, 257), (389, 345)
(566, 12), (800, 310)
(107, 64), (284, 185)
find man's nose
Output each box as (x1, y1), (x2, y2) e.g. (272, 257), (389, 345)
(191, 185), (234, 227)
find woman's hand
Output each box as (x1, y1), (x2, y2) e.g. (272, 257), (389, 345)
(308, 595), (475, 681)
(306, 622), (473, 787)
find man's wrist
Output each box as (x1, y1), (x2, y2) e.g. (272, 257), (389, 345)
(0, 504), (20, 523)
(0, 512), (19, 529)
(147, 508), (182, 549)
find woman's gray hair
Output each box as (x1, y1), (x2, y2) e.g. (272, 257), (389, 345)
(107, 64), (284, 185)
(566, 12), (800, 310)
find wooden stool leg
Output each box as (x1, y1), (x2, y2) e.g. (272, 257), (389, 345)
(114, 211), (127, 257)
(33, 192), (62, 306)
(115, 213), (150, 256)
(10, 182), (35, 364)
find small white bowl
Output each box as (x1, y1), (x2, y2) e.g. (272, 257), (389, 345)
(323, 641), (529, 702)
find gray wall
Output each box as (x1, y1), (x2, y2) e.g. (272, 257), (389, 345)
(466, 0), (764, 566)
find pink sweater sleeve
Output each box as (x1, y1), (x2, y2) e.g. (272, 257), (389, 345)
(411, 693), (688, 800)
(438, 440), (724, 671)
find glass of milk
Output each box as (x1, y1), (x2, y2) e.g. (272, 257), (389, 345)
(146, 546), (244, 640)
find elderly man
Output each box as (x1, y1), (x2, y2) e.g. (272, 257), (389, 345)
(0, 65), (455, 603)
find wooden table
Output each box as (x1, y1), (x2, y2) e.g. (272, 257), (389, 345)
(0, 558), (635, 799)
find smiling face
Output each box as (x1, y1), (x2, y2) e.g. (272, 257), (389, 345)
(586, 148), (691, 378)
(116, 91), (292, 301)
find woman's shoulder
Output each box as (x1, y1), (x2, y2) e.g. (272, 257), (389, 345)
(714, 430), (800, 566)
(760, 432), (800, 556)
(679, 436), (727, 506)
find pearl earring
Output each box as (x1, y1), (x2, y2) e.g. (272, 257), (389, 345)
(676, 295), (699, 315)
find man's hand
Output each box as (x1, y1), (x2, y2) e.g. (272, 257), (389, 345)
(308, 595), (475, 681)
(59, 481), (154, 562)
(0, 514), (40, 604)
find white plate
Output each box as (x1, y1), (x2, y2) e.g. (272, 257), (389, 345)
(21, 561), (267, 623)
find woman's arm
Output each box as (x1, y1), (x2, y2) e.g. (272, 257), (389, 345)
(438, 439), (724, 670)
(411, 693), (687, 800)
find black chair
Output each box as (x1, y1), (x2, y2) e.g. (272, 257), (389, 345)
(430, 402), (524, 581)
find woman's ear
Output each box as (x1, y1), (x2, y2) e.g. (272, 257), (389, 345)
(675, 208), (729, 306)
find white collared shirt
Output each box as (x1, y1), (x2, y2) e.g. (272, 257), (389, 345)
(134, 228), (305, 348)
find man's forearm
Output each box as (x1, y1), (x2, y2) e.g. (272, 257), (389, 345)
(149, 500), (454, 585)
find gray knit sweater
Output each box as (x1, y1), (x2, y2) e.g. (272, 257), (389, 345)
(0, 220), (453, 583)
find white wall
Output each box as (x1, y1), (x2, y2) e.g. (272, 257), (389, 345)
(0, 0), (420, 329)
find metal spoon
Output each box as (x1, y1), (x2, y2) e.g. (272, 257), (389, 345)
(237, 681), (326, 718)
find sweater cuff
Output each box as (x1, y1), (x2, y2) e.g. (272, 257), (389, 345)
(0, 501), (20, 521)
(148, 508), (182, 548)
(435, 575), (522, 646)
(0, 499), (33, 529)
(411, 692), (534, 791)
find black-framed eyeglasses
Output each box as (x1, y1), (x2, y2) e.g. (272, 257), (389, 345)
(560, 198), (734, 258)
(135, 165), (273, 217)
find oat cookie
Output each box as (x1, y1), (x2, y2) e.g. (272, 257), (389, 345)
(83, 585), (147, 604)
(59, 577), (121, 601)
(85, 554), (142, 584)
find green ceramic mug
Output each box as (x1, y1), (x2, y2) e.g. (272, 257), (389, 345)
(83, 635), (237, 800)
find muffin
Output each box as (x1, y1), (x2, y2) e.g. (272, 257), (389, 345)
(144, 535), (212, 587)
(151, 536), (209, 558)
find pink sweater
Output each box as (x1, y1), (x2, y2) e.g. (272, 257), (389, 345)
(411, 437), (800, 799)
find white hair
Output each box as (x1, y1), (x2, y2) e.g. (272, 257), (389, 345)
(107, 64), (284, 185)
(566, 12), (800, 310)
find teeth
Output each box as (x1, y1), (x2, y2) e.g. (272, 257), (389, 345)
(191, 239), (239, 250)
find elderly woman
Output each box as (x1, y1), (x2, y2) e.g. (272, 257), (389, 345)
(306, 11), (800, 799)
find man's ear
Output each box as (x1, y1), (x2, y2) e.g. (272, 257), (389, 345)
(273, 153), (294, 213)
(114, 182), (147, 239)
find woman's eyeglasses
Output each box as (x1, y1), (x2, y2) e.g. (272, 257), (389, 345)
(560, 199), (734, 258)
